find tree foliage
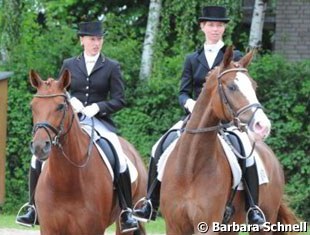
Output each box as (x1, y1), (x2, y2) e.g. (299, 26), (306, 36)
(0, 0), (309, 221)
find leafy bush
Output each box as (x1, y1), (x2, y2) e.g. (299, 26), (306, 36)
(2, 10), (78, 213)
(115, 77), (182, 159)
(249, 54), (310, 219)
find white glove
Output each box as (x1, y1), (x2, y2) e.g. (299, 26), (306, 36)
(70, 97), (84, 113)
(184, 99), (196, 113)
(82, 103), (100, 118)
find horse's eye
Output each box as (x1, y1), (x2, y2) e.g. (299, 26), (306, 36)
(228, 84), (238, 91)
(56, 103), (66, 111)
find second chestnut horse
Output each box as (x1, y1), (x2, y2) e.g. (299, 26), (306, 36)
(160, 47), (298, 235)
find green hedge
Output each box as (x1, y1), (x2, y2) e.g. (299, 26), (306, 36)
(249, 54), (310, 220)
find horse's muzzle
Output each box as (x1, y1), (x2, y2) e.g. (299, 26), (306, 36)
(248, 109), (271, 141)
(30, 140), (51, 161)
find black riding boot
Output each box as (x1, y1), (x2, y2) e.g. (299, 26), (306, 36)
(16, 162), (41, 226)
(133, 157), (161, 222)
(116, 168), (139, 233)
(244, 164), (266, 225)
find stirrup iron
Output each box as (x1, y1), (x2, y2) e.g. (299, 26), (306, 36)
(119, 208), (138, 233)
(132, 197), (154, 222)
(15, 203), (38, 227)
(246, 205), (266, 227)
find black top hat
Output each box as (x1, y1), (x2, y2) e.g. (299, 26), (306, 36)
(198, 6), (230, 23)
(77, 21), (105, 36)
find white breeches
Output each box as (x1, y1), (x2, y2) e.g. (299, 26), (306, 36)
(80, 116), (128, 172)
(31, 155), (37, 168)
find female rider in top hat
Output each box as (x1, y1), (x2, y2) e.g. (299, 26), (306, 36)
(133, 5), (266, 226)
(16, 21), (139, 233)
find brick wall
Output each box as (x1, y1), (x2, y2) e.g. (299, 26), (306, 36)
(275, 0), (310, 61)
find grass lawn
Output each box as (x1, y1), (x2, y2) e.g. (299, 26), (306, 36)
(0, 214), (166, 233)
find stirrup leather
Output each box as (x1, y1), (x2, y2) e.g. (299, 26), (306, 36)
(15, 203), (38, 227)
(132, 197), (154, 222)
(246, 205), (266, 226)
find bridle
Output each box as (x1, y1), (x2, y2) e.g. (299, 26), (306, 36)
(217, 68), (263, 132)
(31, 93), (93, 167)
(185, 67), (263, 134)
(184, 67), (263, 159)
(32, 93), (73, 146)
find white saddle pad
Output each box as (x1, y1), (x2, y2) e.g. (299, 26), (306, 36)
(81, 124), (138, 183)
(157, 129), (269, 190)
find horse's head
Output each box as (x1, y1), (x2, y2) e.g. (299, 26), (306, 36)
(29, 69), (73, 161)
(209, 46), (271, 141)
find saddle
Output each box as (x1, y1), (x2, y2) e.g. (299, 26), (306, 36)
(96, 137), (120, 179)
(224, 130), (247, 172)
(154, 129), (180, 160)
(81, 124), (138, 183)
(218, 128), (269, 189)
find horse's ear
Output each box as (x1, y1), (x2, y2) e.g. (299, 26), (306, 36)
(58, 69), (71, 90)
(29, 70), (43, 88)
(238, 49), (255, 68)
(221, 45), (234, 69)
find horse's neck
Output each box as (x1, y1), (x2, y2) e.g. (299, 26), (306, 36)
(187, 84), (220, 133)
(47, 120), (90, 190)
(177, 87), (220, 175)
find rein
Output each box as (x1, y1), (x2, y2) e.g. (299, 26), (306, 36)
(32, 93), (94, 168)
(184, 125), (221, 134)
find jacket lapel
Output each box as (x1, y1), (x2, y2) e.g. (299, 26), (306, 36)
(91, 54), (106, 75)
(76, 54), (88, 77)
(197, 48), (210, 70)
(212, 46), (226, 68)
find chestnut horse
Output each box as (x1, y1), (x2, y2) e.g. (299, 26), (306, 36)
(29, 70), (147, 235)
(160, 47), (298, 235)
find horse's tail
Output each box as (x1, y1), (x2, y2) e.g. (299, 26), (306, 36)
(274, 200), (300, 235)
